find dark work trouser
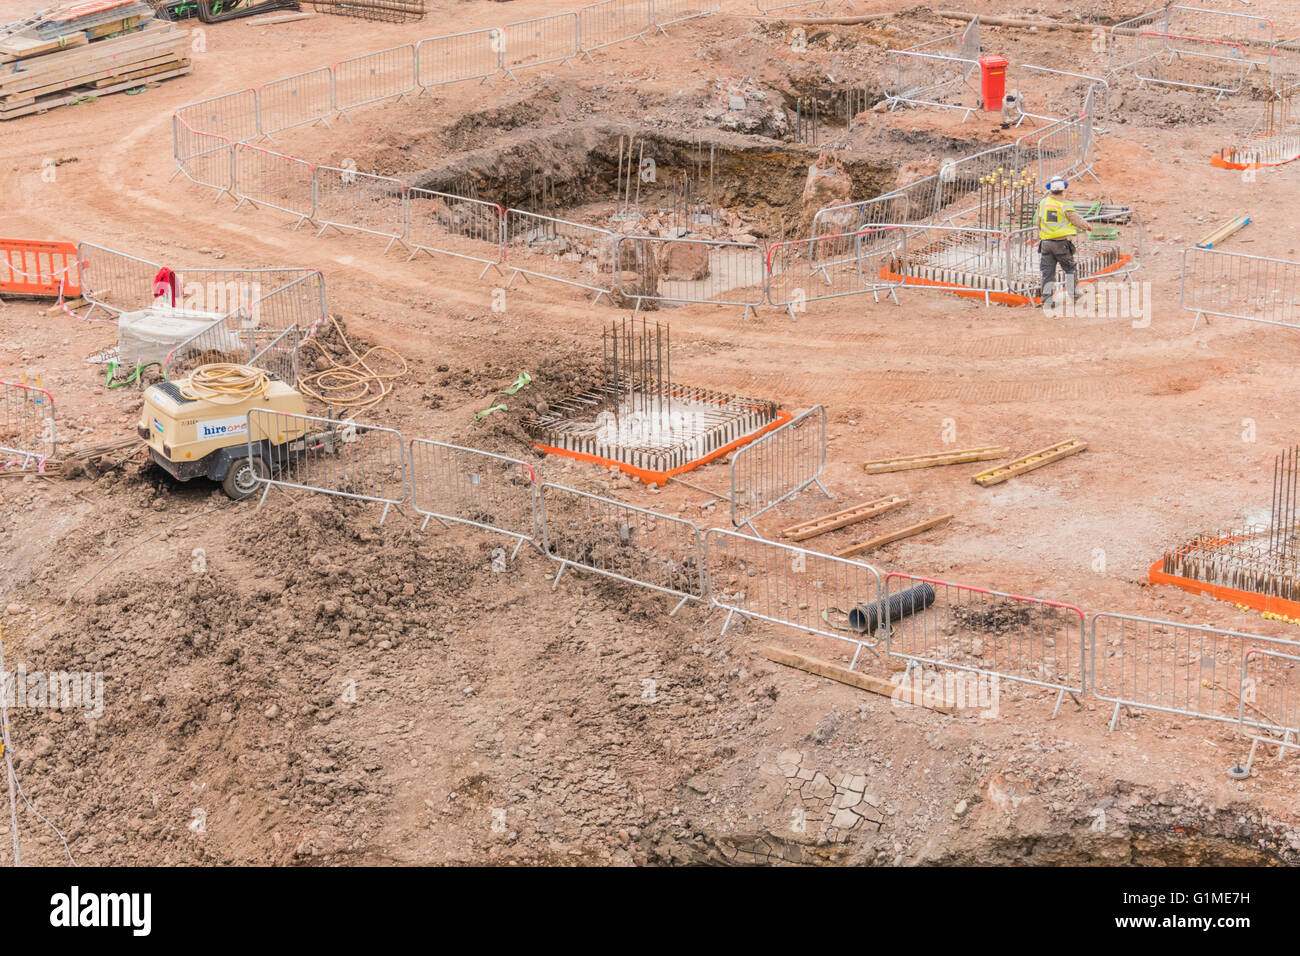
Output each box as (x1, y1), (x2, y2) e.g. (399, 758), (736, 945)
(1039, 237), (1076, 298)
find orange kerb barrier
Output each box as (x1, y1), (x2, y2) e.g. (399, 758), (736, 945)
(1148, 557), (1300, 619)
(0, 239), (82, 298)
(534, 409), (793, 488)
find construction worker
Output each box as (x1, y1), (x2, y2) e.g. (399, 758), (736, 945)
(1036, 176), (1093, 304)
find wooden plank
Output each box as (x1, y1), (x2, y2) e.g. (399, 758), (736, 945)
(864, 445), (1008, 474)
(0, 63), (189, 117)
(246, 11), (316, 23)
(0, 32), (89, 59)
(780, 494), (908, 542)
(835, 514), (953, 558)
(970, 439), (1087, 487)
(0, 22), (182, 88)
(0, 39), (187, 99)
(762, 645), (954, 713)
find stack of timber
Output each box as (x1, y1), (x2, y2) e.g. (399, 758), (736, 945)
(0, 1), (190, 120)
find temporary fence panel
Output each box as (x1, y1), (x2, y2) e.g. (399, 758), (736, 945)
(175, 89), (260, 144)
(1034, 116), (1088, 185)
(249, 271), (329, 339)
(811, 191), (910, 241)
(706, 528), (886, 669)
(883, 42), (979, 115)
(730, 404), (829, 533)
(539, 482), (706, 611)
(246, 408), (407, 522)
(259, 68), (334, 137)
(1180, 247), (1300, 330)
(407, 188), (505, 269)
(502, 13), (579, 76)
(75, 242), (164, 317)
(1108, 10), (1169, 74)
(1166, 4), (1274, 68)
(1092, 613), (1300, 729)
(886, 573), (1086, 711)
(247, 324), (301, 386)
(883, 176), (940, 228)
(1134, 33), (1248, 97)
(232, 144), (318, 227)
(408, 439), (539, 554)
(504, 209), (616, 295)
(614, 236), (767, 311)
(935, 142), (1022, 226)
(579, 0), (651, 53)
(0, 381), (56, 465)
(333, 45), (416, 115)
(1238, 648), (1300, 772)
(172, 117), (234, 197)
(315, 167), (408, 248)
(415, 29), (503, 89)
(765, 227), (906, 314)
(0, 239), (81, 298)
(651, 0), (721, 29)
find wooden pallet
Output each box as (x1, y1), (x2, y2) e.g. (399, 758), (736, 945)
(0, 20), (188, 117)
(863, 445), (1008, 475)
(970, 439), (1087, 487)
(836, 514), (953, 558)
(780, 494), (908, 542)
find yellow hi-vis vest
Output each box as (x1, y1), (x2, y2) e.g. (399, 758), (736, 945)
(1037, 196), (1077, 240)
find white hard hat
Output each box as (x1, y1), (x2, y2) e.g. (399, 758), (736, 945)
(1045, 177), (1069, 193)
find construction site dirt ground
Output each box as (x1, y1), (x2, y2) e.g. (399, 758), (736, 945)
(3, 0), (1300, 866)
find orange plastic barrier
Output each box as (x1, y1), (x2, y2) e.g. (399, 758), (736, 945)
(1148, 557), (1300, 619)
(0, 239), (82, 298)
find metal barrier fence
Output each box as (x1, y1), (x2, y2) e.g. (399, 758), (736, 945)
(408, 439), (539, 557)
(1238, 648), (1300, 773)
(503, 13), (579, 77)
(251, 270), (329, 338)
(730, 405), (829, 534)
(706, 528), (886, 669)
(1035, 115), (1089, 184)
(1134, 33), (1249, 98)
(1111, 6), (1274, 78)
(175, 89), (260, 144)
(76, 243), (163, 318)
(163, 270), (327, 378)
(259, 68), (334, 139)
(505, 209), (616, 297)
(935, 142), (1022, 225)
(248, 324), (301, 385)
(315, 166), (409, 250)
(812, 191), (910, 240)
(614, 235), (767, 315)
(887, 573), (1087, 715)
(232, 144), (318, 229)
(766, 226), (905, 317)
(580, 0), (651, 54)
(407, 188), (505, 273)
(0, 381), (56, 466)
(415, 28), (503, 89)
(1180, 247), (1300, 330)
(882, 18), (980, 116)
(172, 116), (234, 199)
(333, 45), (416, 117)
(246, 408), (407, 523)
(1091, 612), (1300, 730)
(539, 482), (706, 612)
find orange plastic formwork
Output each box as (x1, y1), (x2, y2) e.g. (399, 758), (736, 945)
(1148, 558), (1300, 619)
(0, 239), (83, 299)
(533, 409), (793, 488)
(878, 253), (1134, 307)
(1209, 153), (1300, 171)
